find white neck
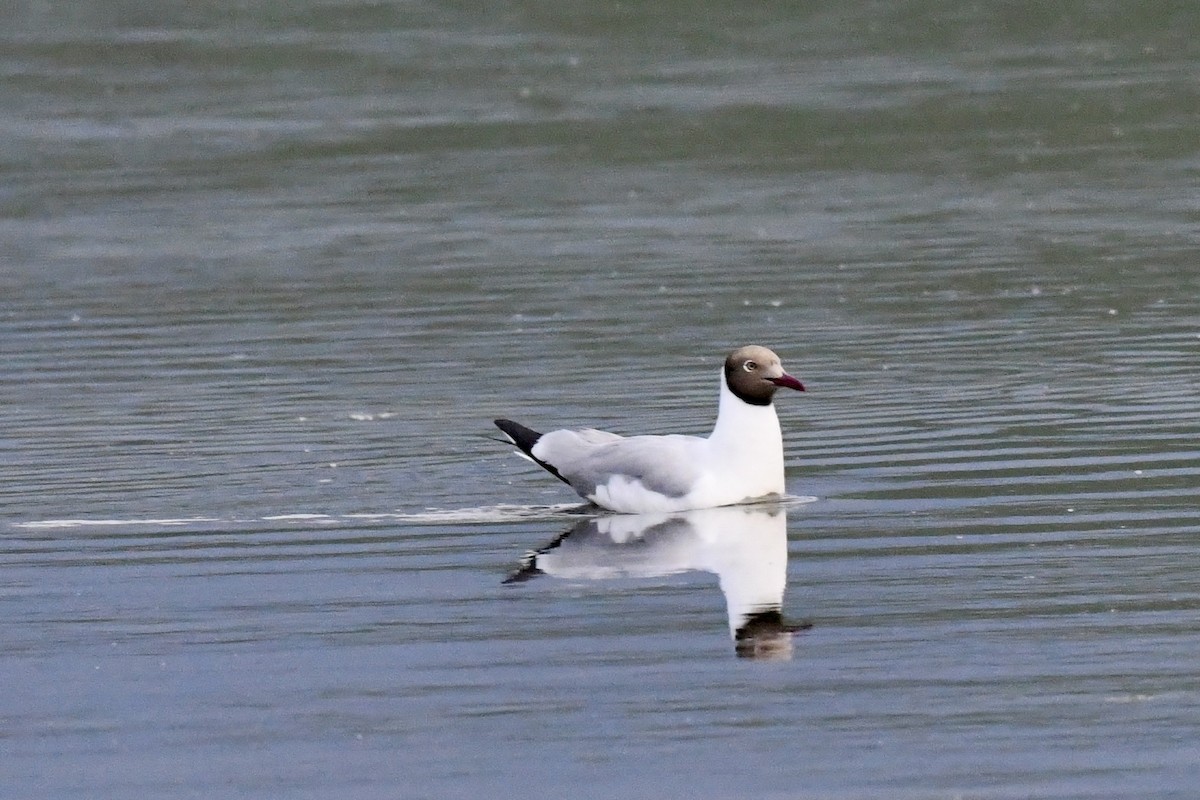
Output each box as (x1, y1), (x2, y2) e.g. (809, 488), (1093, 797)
(708, 369), (784, 471)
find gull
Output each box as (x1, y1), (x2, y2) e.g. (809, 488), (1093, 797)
(495, 345), (805, 513)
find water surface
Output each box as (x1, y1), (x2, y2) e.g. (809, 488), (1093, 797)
(3, 2), (1199, 797)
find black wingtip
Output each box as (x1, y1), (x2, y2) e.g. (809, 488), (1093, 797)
(494, 418), (543, 456)
(493, 418), (571, 486)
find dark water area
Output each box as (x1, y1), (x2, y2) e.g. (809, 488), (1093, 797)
(3, 2), (1199, 797)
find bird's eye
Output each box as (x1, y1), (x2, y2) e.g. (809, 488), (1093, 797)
(743, 360), (757, 372)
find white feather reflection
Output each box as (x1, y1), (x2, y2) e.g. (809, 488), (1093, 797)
(505, 504), (810, 659)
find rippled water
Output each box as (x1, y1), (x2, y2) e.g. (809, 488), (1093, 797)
(4, 2), (1200, 797)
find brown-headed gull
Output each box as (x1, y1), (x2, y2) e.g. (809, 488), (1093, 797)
(495, 345), (805, 513)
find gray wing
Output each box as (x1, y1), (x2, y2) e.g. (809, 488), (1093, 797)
(532, 430), (705, 499)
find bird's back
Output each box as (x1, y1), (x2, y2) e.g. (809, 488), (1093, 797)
(534, 429), (706, 501)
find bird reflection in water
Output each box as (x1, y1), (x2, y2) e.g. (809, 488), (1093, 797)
(505, 503), (811, 659)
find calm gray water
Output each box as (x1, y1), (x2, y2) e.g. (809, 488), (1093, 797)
(3, 2), (1200, 797)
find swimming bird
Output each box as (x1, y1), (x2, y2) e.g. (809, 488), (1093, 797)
(494, 345), (805, 513)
